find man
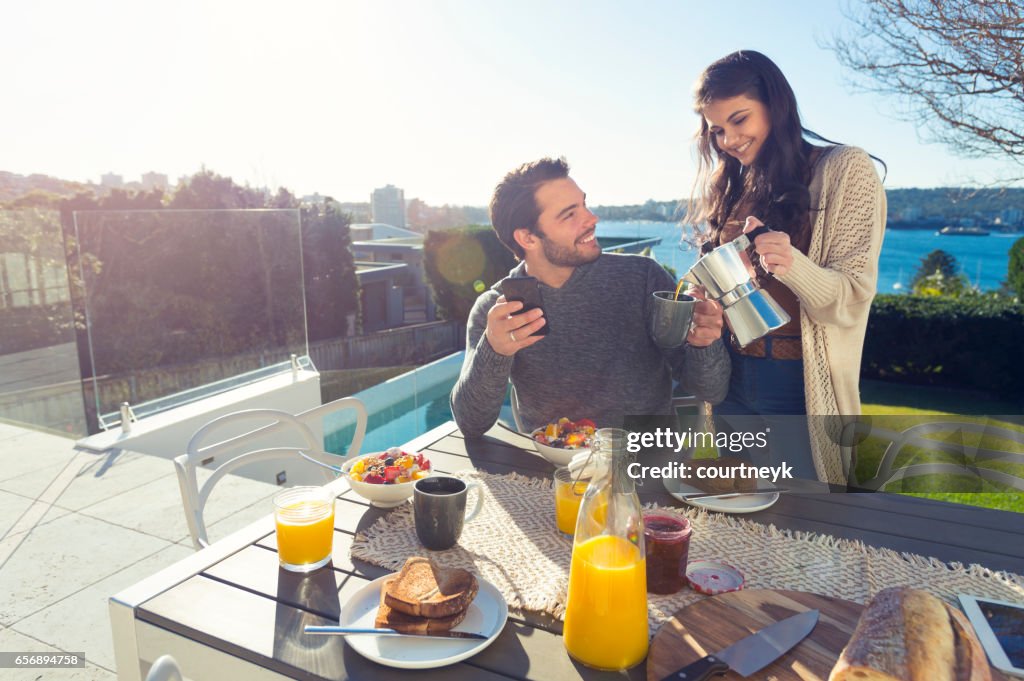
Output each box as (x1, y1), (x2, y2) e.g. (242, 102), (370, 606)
(451, 157), (729, 437)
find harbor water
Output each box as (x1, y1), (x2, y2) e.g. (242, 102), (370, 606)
(597, 220), (1021, 293)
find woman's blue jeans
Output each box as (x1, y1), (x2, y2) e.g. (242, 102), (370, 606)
(713, 337), (817, 481)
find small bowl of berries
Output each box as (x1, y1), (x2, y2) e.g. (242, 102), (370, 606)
(341, 448), (432, 508)
(529, 417), (596, 466)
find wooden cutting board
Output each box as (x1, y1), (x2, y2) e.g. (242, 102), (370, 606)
(647, 589), (1008, 681)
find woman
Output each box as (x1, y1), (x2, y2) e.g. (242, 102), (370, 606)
(687, 50), (886, 484)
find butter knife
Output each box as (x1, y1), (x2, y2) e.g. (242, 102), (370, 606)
(679, 487), (789, 501)
(304, 626), (487, 640)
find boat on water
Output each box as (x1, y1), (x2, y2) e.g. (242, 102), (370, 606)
(938, 226), (990, 236)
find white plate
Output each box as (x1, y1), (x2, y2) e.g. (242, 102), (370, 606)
(663, 476), (780, 514)
(338, 574), (508, 669)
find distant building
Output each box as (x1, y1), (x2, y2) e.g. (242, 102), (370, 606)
(140, 172), (168, 191)
(1000, 207), (1022, 226)
(100, 173), (123, 188)
(350, 223), (435, 327)
(371, 185), (406, 228)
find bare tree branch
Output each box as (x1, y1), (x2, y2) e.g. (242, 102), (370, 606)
(826, 0), (1024, 168)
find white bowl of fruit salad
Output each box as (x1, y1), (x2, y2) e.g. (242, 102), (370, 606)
(529, 417), (596, 466)
(341, 448), (432, 508)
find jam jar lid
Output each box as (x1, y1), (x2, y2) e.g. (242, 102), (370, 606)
(685, 560), (745, 595)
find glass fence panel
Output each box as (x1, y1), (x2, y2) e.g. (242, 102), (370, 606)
(71, 209), (307, 429)
(0, 208), (88, 436)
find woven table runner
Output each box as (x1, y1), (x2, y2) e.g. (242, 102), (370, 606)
(350, 470), (1024, 635)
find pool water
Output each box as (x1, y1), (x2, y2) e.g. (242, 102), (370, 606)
(324, 378), (457, 456)
(323, 379), (516, 457)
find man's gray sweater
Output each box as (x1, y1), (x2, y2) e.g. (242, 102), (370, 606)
(450, 253), (730, 437)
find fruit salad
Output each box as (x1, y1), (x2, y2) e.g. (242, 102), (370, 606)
(349, 448), (430, 485)
(532, 417), (596, 449)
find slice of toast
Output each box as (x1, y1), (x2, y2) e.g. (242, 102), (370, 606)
(374, 578), (469, 634)
(383, 556), (479, 618)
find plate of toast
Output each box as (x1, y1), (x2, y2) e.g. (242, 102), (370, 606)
(663, 457), (780, 514)
(339, 556), (508, 669)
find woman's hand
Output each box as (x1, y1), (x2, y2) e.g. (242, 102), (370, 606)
(743, 216), (794, 277)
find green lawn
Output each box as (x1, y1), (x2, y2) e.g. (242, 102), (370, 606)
(682, 381), (1023, 513)
(860, 380), (1023, 513)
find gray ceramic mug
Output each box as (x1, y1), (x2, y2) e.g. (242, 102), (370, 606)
(413, 476), (484, 550)
(649, 291), (697, 348)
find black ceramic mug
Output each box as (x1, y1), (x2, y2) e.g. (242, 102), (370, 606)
(413, 476), (484, 550)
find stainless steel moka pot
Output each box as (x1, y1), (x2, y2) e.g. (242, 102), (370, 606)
(683, 225), (791, 347)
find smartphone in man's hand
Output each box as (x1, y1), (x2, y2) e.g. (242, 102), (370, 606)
(501, 276), (549, 336)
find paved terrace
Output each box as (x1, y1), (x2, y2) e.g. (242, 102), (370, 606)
(0, 422), (279, 680)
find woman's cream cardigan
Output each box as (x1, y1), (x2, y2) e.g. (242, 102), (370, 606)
(775, 145), (887, 483)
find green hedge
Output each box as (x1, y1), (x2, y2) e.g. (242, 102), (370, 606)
(863, 294), (1024, 399)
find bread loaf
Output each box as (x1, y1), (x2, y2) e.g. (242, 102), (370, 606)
(829, 587), (990, 681)
(383, 556), (479, 618)
(945, 602), (992, 681)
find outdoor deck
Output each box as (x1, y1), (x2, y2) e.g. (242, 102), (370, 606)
(0, 422), (279, 679)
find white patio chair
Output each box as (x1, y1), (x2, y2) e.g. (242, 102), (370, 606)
(841, 418), (1024, 492)
(174, 397), (367, 550)
(145, 654), (183, 681)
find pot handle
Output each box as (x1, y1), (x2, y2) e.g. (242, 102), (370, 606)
(733, 223), (773, 251)
(745, 224), (773, 241)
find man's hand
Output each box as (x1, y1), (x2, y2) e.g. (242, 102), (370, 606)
(686, 286), (724, 347)
(485, 295), (546, 356)
(744, 216), (794, 277)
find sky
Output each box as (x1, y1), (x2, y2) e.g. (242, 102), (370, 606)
(4, 0), (1021, 206)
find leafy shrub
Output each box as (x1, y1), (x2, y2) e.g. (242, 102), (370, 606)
(1007, 236), (1024, 300)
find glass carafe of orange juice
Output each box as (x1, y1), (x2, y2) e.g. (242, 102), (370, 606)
(562, 428), (648, 670)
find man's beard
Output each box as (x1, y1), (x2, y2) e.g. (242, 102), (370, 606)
(539, 233), (600, 268)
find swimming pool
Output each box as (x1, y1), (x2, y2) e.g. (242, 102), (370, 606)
(322, 354), (513, 456)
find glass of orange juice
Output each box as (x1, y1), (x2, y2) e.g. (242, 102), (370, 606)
(554, 467), (589, 536)
(273, 486), (335, 572)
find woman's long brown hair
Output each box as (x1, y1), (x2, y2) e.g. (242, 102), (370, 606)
(687, 51), (846, 257)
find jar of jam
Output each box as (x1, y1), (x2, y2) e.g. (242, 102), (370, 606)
(642, 511), (691, 595)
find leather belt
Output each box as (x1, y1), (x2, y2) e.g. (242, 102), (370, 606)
(730, 333), (802, 360)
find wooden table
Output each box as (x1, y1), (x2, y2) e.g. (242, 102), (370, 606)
(110, 421), (1024, 680)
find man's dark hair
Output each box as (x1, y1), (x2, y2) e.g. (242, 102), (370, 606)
(489, 157), (569, 259)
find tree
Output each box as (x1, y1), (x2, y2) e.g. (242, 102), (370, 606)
(911, 248), (969, 296)
(1007, 236), (1024, 299)
(302, 199), (360, 340)
(423, 226), (517, 324)
(169, 168), (268, 209)
(829, 1), (1024, 173)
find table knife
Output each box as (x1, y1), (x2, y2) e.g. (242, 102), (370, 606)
(304, 625), (487, 640)
(680, 487), (789, 500)
(660, 609), (818, 680)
